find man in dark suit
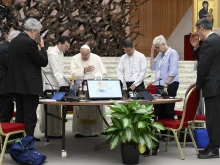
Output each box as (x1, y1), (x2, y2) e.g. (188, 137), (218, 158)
(191, 18), (220, 159)
(0, 30), (20, 122)
(6, 18), (48, 136)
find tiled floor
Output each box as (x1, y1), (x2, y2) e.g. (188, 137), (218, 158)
(3, 120), (220, 165)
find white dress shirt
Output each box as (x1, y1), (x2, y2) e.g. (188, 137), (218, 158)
(117, 50), (147, 86)
(42, 45), (69, 89)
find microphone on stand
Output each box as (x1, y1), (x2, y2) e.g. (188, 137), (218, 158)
(132, 75), (152, 87)
(41, 69), (55, 90)
(146, 78), (170, 99)
(146, 78), (162, 86)
(41, 69), (58, 98)
(127, 75), (152, 99)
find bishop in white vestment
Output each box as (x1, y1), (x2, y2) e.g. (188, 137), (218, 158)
(70, 45), (107, 136)
(118, 40), (147, 91)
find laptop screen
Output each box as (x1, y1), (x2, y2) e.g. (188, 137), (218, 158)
(58, 86), (70, 93)
(87, 80), (122, 100)
(51, 92), (66, 101)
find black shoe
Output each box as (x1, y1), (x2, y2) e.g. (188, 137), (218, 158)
(198, 151), (219, 159)
(199, 147), (209, 154)
(74, 134), (98, 138)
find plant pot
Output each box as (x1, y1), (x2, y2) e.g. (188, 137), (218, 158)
(121, 143), (139, 164)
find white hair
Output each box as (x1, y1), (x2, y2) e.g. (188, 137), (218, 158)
(23, 18), (42, 31)
(0, 31), (1, 38)
(213, 28), (220, 35)
(8, 30), (21, 41)
(153, 35), (167, 46)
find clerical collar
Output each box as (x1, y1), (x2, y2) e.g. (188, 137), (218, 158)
(54, 45), (63, 54)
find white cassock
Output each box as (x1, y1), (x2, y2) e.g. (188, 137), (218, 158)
(40, 46), (69, 136)
(117, 50), (147, 86)
(70, 53), (107, 136)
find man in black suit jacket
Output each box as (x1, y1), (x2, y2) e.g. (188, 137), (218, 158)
(191, 18), (220, 159)
(6, 18), (48, 136)
(0, 30), (20, 122)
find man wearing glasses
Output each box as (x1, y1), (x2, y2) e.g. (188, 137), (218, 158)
(6, 18), (48, 136)
(117, 40), (147, 92)
(191, 18), (220, 159)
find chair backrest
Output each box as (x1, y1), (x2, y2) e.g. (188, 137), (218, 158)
(180, 86), (200, 125)
(184, 83), (196, 97)
(146, 84), (156, 94)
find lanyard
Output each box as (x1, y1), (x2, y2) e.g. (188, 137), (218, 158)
(127, 54), (135, 76)
(158, 53), (168, 68)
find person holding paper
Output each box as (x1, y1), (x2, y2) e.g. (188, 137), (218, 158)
(39, 36), (70, 137)
(150, 35), (179, 120)
(6, 18), (48, 136)
(70, 45), (107, 137)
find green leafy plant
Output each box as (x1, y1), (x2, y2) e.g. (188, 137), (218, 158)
(105, 100), (164, 154)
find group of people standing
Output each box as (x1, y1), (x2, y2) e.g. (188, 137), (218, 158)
(0, 17), (219, 159)
(0, 17), (180, 140)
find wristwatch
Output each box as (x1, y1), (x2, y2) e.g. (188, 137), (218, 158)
(164, 82), (169, 88)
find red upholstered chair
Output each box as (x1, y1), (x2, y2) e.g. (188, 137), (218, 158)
(155, 86), (200, 160)
(146, 84), (157, 94)
(0, 122), (26, 164)
(174, 84), (206, 147)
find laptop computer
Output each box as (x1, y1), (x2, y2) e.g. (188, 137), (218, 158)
(87, 80), (123, 100)
(58, 86), (70, 93)
(51, 92), (66, 101)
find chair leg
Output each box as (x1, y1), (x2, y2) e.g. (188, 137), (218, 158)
(183, 128), (187, 148)
(173, 130), (185, 160)
(188, 128), (199, 154)
(0, 135), (9, 165)
(165, 130), (171, 152)
(0, 136), (2, 151)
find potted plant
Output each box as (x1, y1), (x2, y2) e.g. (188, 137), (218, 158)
(105, 100), (164, 164)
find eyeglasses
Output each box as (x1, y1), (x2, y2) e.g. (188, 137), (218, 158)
(155, 44), (162, 49)
(124, 48), (134, 53)
(196, 28), (200, 34)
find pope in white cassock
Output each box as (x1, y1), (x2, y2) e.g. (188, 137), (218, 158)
(70, 45), (107, 137)
(40, 36), (70, 137)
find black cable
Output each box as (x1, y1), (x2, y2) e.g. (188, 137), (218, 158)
(93, 106), (111, 151)
(97, 106), (110, 127)
(41, 69), (54, 90)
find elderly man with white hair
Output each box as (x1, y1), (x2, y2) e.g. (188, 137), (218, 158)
(0, 30), (20, 122)
(70, 45), (107, 137)
(6, 18), (48, 136)
(150, 35), (179, 121)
